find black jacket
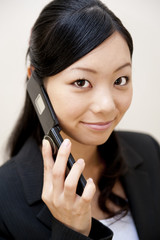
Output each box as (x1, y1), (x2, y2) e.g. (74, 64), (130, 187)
(0, 131), (160, 240)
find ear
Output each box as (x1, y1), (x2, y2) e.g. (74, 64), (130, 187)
(27, 67), (32, 78)
(27, 66), (35, 78)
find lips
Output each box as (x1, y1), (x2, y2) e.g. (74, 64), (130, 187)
(81, 121), (114, 131)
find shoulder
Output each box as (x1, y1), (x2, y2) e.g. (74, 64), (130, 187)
(116, 131), (160, 170)
(0, 138), (43, 232)
(117, 130), (159, 146)
(0, 157), (23, 233)
(0, 157), (22, 207)
(0, 137), (41, 202)
(117, 131), (160, 155)
(0, 158), (18, 188)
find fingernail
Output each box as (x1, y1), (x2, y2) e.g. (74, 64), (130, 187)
(42, 139), (49, 147)
(88, 178), (93, 183)
(63, 139), (70, 147)
(77, 158), (84, 165)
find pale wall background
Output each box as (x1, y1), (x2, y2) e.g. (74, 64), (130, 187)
(0, 0), (160, 165)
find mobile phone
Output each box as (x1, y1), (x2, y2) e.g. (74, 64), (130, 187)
(27, 72), (86, 196)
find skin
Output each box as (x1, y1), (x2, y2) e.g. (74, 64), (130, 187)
(39, 32), (132, 236)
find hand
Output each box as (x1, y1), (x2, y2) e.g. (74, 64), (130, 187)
(41, 138), (96, 236)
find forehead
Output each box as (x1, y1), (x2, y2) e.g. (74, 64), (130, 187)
(67, 32), (131, 74)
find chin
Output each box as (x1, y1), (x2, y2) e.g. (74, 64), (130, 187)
(76, 132), (113, 146)
(61, 128), (114, 146)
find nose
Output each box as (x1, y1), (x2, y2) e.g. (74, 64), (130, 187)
(90, 88), (116, 114)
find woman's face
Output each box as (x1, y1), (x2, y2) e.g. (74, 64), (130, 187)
(45, 32), (132, 146)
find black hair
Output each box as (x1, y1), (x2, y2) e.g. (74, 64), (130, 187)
(7, 0), (133, 217)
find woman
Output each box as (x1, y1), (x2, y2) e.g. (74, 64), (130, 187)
(0, 0), (160, 239)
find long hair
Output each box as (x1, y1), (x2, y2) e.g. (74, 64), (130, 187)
(7, 0), (133, 217)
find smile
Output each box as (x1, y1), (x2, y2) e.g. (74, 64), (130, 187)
(80, 121), (114, 131)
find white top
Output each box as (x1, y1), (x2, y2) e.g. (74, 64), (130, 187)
(99, 211), (139, 240)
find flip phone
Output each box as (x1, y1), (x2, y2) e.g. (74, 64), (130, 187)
(27, 72), (86, 196)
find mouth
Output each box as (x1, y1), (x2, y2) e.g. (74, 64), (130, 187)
(80, 120), (114, 131)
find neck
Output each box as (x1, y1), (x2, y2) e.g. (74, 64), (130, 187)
(61, 131), (98, 163)
(61, 131), (104, 183)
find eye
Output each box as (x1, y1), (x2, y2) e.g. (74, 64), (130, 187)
(114, 76), (129, 86)
(74, 79), (91, 88)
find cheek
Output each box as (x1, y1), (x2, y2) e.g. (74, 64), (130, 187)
(50, 92), (87, 124)
(116, 88), (133, 115)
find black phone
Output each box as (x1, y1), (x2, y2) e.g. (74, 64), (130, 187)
(27, 72), (86, 196)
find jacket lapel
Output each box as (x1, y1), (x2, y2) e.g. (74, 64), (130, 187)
(15, 137), (53, 230)
(36, 204), (53, 229)
(120, 139), (156, 240)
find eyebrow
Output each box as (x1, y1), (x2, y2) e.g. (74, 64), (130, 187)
(70, 67), (97, 74)
(70, 62), (131, 74)
(114, 62), (131, 73)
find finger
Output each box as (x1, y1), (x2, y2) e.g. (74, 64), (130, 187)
(80, 178), (96, 206)
(42, 139), (54, 171)
(52, 139), (71, 195)
(63, 158), (85, 201)
(41, 139), (54, 202)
